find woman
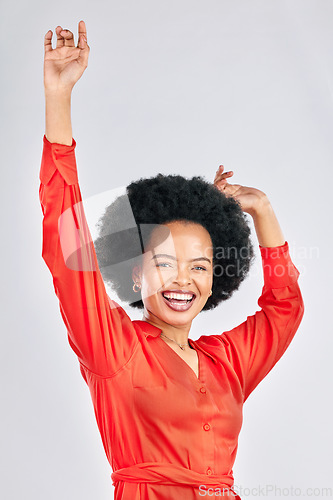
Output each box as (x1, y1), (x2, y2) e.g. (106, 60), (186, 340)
(41, 20), (304, 500)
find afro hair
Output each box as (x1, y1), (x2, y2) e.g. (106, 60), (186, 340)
(94, 173), (255, 311)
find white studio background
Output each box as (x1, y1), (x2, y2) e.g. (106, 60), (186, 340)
(0, 1), (332, 499)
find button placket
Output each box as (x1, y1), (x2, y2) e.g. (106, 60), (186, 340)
(202, 418), (214, 474)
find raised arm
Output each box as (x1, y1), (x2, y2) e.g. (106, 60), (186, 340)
(44, 22), (88, 145)
(41, 21), (138, 377)
(210, 166), (304, 401)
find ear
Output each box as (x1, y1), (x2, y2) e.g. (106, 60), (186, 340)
(132, 265), (142, 283)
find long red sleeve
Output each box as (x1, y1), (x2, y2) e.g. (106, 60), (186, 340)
(201, 242), (305, 402)
(39, 135), (138, 377)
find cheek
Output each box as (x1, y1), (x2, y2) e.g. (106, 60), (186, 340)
(141, 268), (172, 300)
(197, 273), (213, 295)
(144, 266), (178, 288)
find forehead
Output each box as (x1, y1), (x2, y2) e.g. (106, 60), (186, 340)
(145, 221), (213, 258)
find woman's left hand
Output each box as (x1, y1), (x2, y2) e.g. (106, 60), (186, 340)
(214, 165), (267, 217)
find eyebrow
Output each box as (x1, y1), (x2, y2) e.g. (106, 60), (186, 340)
(151, 253), (212, 264)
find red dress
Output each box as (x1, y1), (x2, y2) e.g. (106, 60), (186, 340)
(39, 135), (304, 500)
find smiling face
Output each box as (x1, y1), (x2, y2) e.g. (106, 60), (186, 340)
(133, 221), (214, 328)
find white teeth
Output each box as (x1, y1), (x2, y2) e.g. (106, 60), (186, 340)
(163, 292), (194, 301)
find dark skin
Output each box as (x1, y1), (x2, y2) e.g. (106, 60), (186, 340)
(132, 221), (213, 378)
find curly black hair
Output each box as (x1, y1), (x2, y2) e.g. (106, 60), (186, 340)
(94, 174), (255, 311)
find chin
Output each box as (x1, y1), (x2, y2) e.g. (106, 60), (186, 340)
(155, 300), (202, 326)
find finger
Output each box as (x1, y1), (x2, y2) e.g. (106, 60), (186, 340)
(214, 170), (233, 182)
(77, 19), (87, 47)
(44, 30), (53, 54)
(77, 34), (90, 67)
(218, 171), (233, 179)
(214, 179), (228, 192)
(55, 26), (65, 47)
(215, 165), (224, 176)
(59, 29), (75, 47)
(214, 165), (228, 180)
(78, 19), (87, 35)
(223, 172), (233, 180)
(77, 20), (90, 66)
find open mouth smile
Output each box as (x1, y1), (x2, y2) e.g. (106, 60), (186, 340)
(161, 290), (196, 312)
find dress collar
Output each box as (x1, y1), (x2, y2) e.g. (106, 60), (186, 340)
(133, 320), (218, 364)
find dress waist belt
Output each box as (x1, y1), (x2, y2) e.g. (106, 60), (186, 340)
(111, 461), (240, 496)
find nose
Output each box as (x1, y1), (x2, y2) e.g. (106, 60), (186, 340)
(174, 264), (192, 287)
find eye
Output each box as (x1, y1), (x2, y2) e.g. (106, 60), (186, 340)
(193, 265), (207, 271)
(155, 262), (172, 268)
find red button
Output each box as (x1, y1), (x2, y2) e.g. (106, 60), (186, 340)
(203, 423), (210, 431)
(206, 467), (212, 475)
(200, 387), (206, 394)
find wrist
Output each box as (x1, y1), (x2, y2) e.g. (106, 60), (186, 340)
(45, 88), (73, 146)
(44, 87), (73, 100)
(248, 193), (270, 218)
(251, 196), (285, 247)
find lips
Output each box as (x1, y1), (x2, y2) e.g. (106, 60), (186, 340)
(161, 290), (196, 312)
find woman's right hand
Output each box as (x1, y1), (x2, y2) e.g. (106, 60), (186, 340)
(44, 20), (90, 94)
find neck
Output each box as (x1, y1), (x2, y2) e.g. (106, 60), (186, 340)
(142, 309), (192, 345)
